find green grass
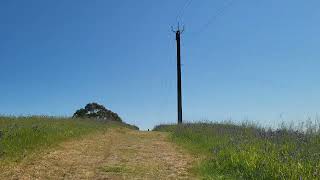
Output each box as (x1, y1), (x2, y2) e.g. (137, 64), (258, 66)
(0, 116), (135, 163)
(154, 121), (320, 180)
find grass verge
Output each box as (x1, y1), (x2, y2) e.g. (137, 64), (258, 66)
(154, 121), (320, 179)
(0, 116), (135, 163)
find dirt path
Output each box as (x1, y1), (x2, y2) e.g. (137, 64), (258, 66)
(1, 128), (198, 180)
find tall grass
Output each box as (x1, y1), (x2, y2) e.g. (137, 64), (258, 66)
(154, 121), (320, 179)
(0, 116), (131, 163)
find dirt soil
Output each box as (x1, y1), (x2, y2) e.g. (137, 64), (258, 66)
(0, 128), (198, 180)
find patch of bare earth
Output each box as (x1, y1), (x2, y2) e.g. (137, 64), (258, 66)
(0, 128), (198, 179)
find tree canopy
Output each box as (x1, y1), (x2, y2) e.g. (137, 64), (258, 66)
(73, 103), (122, 122)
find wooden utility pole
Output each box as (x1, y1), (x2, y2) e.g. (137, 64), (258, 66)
(172, 24), (184, 124)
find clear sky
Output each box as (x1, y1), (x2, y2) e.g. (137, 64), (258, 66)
(1, 0), (320, 130)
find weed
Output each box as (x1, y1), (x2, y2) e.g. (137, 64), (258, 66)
(154, 121), (320, 179)
(0, 116), (133, 163)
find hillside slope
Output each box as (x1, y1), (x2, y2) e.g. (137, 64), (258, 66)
(1, 128), (197, 179)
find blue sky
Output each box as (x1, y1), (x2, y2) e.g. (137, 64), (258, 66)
(1, 0), (320, 130)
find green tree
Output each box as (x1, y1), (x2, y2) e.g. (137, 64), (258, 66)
(73, 103), (122, 122)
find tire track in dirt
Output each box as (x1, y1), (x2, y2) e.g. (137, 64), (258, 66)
(1, 128), (198, 180)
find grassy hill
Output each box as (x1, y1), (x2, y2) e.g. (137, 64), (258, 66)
(3, 116), (320, 179)
(154, 121), (320, 179)
(0, 116), (138, 163)
(0, 117), (196, 179)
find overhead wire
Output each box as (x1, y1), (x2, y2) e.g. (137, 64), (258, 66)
(162, 0), (189, 115)
(176, 0), (193, 23)
(168, 0), (239, 122)
(192, 0), (237, 37)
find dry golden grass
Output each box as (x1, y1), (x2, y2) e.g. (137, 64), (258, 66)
(1, 127), (198, 179)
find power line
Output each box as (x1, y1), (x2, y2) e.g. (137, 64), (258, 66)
(176, 0), (193, 23)
(193, 0), (237, 37)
